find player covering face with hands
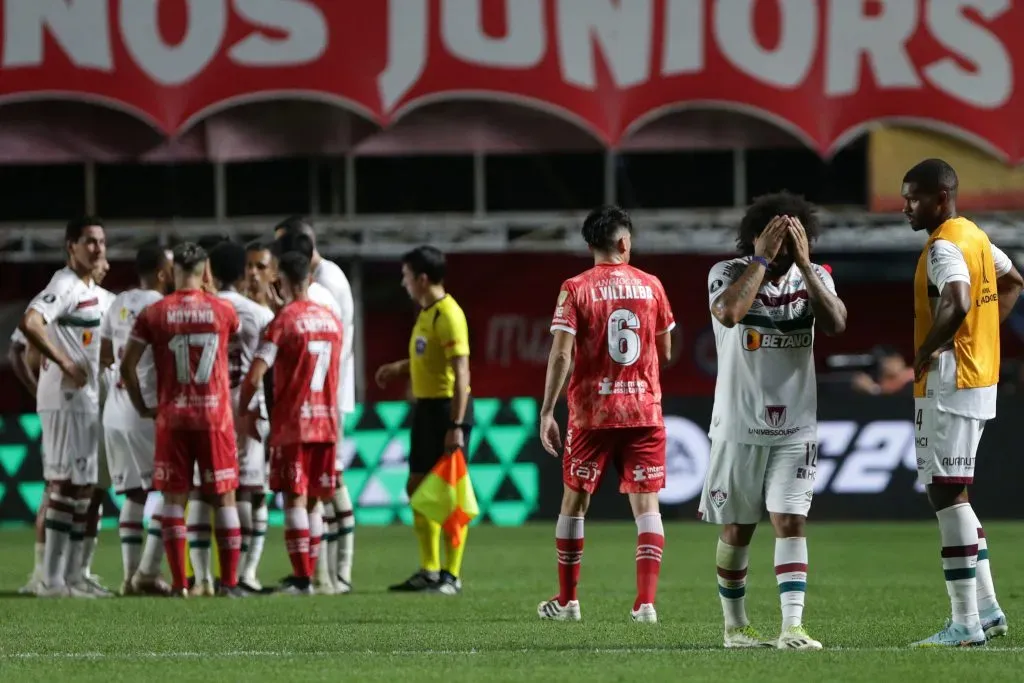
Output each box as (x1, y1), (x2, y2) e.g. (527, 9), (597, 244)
(702, 192), (846, 650)
(538, 205), (675, 624)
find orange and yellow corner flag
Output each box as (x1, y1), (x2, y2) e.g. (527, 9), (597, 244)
(410, 447), (478, 547)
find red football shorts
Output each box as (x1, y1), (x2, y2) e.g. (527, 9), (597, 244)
(269, 442), (337, 499)
(154, 426), (238, 495)
(563, 425), (666, 494)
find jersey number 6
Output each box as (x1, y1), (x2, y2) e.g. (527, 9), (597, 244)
(607, 308), (640, 366)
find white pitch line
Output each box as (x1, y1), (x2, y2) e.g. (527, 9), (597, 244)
(4, 647), (1024, 660)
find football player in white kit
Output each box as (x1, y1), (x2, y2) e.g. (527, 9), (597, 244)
(274, 220), (356, 594)
(100, 245), (175, 595)
(700, 193), (847, 650)
(19, 217), (109, 597)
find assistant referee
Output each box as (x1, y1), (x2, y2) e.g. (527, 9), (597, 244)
(375, 246), (472, 595)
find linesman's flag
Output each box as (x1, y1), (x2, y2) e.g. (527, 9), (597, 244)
(409, 448), (478, 547)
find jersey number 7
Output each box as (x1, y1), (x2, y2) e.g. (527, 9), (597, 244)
(169, 333), (219, 385)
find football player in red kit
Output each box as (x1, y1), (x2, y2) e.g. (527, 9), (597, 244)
(120, 243), (245, 598)
(537, 206), (675, 623)
(239, 252), (342, 595)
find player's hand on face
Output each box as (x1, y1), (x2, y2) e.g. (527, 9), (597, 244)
(444, 427), (464, 453)
(539, 414), (562, 457)
(787, 217), (811, 267)
(60, 360), (89, 388)
(753, 216), (788, 261)
(140, 406), (157, 420)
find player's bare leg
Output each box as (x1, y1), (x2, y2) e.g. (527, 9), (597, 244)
(538, 485), (586, 621)
(280, 492), (314, 595)
(160, 490), (190, 598)
(212, 490), (244, 597)
(21, 481), (50, 594)
(769, 513), (821, 650)
(186, 490), (215, 596)
(716, 523), (767, 647)
(911, 485), (986, 647)
(627, 492), (664, 623)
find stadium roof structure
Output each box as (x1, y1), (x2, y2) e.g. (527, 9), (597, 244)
(3, 211), (1024, 261)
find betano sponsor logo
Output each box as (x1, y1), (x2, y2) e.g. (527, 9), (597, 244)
(743, 328), (813, 351)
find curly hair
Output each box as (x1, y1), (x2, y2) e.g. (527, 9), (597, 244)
(736, 191), (821, 255)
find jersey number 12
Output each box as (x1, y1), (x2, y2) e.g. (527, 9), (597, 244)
(607, 308), (641, 366)
(169, 334), (219, 385)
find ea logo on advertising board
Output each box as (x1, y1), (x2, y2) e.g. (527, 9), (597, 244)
(659, 415), (710, 505)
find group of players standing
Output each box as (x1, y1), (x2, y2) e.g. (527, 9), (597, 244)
(535, 159), (1022, 649)
(11, 217), (358, 598)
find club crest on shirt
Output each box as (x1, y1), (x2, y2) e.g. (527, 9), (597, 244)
(709, 279), (724, 294)
(82, 330), (93, 346)
(557, 290), (568, 305)
(764, 405), (787, 427)
(709, 488), (728, 508)
(415, 336), (427, 355)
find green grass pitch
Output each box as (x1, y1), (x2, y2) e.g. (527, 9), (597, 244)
(0, 521), (1022, 682)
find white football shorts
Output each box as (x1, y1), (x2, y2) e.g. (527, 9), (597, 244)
(238, 420), (268, 490)
(104, 421), (156, 493)
(914, 397), (985, 487)
(40, 410), (99, 486)
(698, 440), (817, 525)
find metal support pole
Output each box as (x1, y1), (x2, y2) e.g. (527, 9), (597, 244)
(309, 158), (321, 216)
(732, 148), (747, 208)
(345, 154), (357, 218)
(603, 150), (617, 205)
(84, 162), (96, 215)
(330, 160), (343, 215)
(473, 151), (486, 217)
(214, 161), (227, 221)
(351, 258), (366, 405)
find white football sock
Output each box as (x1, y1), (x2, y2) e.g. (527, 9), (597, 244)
(138, 504), (165, 577)
(774, 537), (808, 630)
(118, 499), (145, 581)
(334, 485), (355, 584)
(937, 503), (980, 630)
(186, 500), (213, 583)
(716, 540), (749, 629)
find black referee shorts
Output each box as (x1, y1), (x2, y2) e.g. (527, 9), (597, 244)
(409, 398), (474, 475)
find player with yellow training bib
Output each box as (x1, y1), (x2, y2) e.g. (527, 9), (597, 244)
(902, 159), (1024, 648)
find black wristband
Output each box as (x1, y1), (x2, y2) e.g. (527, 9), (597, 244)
(450, 421), (468, 431)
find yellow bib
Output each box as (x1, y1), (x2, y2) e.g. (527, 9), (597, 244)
(913, 217), (1000, 398)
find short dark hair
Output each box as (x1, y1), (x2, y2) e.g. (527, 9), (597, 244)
(581, 205), (633, 252)
(273, 231), (314, 261)
(402, 246), (445, 284)
(65, 216), (104, 245)
(197, 233), (230, 251)
(209, 241), (247, 287)
(135, 244), (168, 279)
(275, 215), (316, 242)
(278, 252), (311, 286)
(736, 191), (821, 256)
(173, 242), (208, 274)
(903, 158), (958, 195)
(246, 238), (270, 253)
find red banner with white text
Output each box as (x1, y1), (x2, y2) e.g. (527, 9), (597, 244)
(1, 0), (1024, 160)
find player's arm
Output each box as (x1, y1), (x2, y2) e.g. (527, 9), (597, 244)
(438, 308), (471, 449)
(541, 331), (574, 416)
(7, 338), (37, 395)
(100, 338), (116, 370)
(654, 278), (675, 362)
(120, 337), (155, 419)
(789, 218), (846, 335)
(374, 358), (410, 387)
(914, 241), (971, 378)
(20, 306), (86, 386)
(992, 244), (1023, 322)
(239, 358), (270, 420)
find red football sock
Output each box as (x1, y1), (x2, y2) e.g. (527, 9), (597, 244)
(634, 512), (665, 610)
(161, 504), (188, 591)
(555, 514), (584, 605)
(215, 506), (242, 588)
(285, 507), (311, 578)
